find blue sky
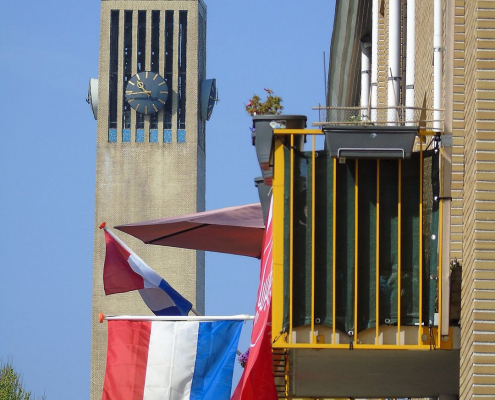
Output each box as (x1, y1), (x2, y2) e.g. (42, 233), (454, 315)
(0, 1), (334, 398)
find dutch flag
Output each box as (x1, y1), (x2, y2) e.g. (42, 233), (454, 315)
(102, 318), (243, 400)
(102, 224), (192, 316)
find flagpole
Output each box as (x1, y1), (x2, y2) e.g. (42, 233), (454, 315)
(99, 313), (254, 322)
(100, 222), (148, 266)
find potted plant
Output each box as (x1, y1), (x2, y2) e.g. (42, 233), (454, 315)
(246, 89), (306, 185)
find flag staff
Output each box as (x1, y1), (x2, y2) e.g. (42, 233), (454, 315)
(99, 313), (254, 323)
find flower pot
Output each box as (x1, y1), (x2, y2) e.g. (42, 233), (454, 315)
(252, 115), (307, 185)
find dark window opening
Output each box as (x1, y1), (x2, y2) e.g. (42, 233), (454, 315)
(197, 13), (206, 150)
(150, 11), (160, 132)
(177, 11), (187, 131)
(137, 11), (146, 72)
(108, 10), (119, 131)
(136, 11), (146, 132)
(164, 11), (174, 130)
(151, 11), (160, 72)
(122, 10), (133, 130)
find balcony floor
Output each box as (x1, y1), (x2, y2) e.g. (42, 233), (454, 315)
(289, 346), (459, 398)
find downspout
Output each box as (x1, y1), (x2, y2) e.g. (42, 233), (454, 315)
(433, 0), (443, 131)
(405, 0), (415, 124)
(441, 0), (454, 339)
(388, 0), (401, 124)
(371, 0), (378, 122)
(361, 41), (372, 120)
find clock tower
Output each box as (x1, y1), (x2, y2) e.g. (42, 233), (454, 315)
(87, 0), (211, 398)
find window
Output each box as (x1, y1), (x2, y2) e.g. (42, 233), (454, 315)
(108, 10), (119, 137)
(177, 11), (187, 136)
(163, 11), (174, 131)
(122, 10), (133, 138)
(150, 11), (160, 136)
(136, 11), (147, 137)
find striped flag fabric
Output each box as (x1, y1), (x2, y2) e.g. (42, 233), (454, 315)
(102, 319), (243, 400)
(102, 224), (192, 316)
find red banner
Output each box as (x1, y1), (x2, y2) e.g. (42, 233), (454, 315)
(231, 200), (277, 400)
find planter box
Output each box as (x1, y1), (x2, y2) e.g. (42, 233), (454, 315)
(324, 125), (419, 159)
(252, 115), (307, 185)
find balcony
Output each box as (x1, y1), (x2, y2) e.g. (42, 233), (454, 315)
(268, 126), (459, 398)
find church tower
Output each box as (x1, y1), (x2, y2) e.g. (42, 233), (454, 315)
(87, 1), (212, 398)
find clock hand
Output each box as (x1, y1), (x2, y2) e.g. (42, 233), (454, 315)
(127, 90), (152, 95)
(136, 81), (151, 97)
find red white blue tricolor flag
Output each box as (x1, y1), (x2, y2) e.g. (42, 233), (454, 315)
(102, 319), (243, 400)
(102, 225), (192, 316)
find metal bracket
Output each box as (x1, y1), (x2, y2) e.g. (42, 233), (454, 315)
(441, 134), (453, 147)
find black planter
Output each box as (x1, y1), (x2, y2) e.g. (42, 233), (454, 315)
(324, 125), (419, 159)
(252, 115), (307, 185)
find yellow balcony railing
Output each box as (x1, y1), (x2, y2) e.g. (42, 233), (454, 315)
(271, 128), (455, 351)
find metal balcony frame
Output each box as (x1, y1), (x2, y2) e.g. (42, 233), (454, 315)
(271, 128), (453, 351)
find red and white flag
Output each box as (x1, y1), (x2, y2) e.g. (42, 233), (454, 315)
(231, 200), (278, 400)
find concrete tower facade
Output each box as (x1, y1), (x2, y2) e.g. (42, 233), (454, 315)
(89, 1), (207, 398)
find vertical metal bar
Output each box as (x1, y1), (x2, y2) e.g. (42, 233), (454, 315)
(419, 144), (424, 344)
(438, 147), (444, 347)
(376, 159), (380, 344)
(311, 135), (316, 343)
(332, 158), (337, 344)
(289, 135), (294, 343)
(271, 137), (286, 345)
(354, 160), (359, 344)
(398, 159), (402, 343)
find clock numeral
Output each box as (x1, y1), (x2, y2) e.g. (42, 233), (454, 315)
(153, 74), (158, 80)
(158, 99), (166, 104)
(145, 106), (148, 114)
(135, 104), (141, 111)
(136, 73), (141, 80)
(128, 81), (135, 86)
(152, 103), (158, 112)
(128, 98), (135, 103)
(158, 81), (166, 86)
(160, 91), (168, 94)
(145, 71), (148, 79)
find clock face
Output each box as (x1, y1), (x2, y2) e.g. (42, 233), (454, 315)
(206, 79), (217, 120)
(200, 79), (217, 121)
(125, 72), (168, 115)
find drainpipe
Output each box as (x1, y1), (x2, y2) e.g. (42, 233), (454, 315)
(441, 0), (454, 339)
(433, 0), (443, 131)
(405, 0), (415, 124)
(361, 41), (372, 121)
(388, 0), (401, 124)
(371, 0), (378, 122)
